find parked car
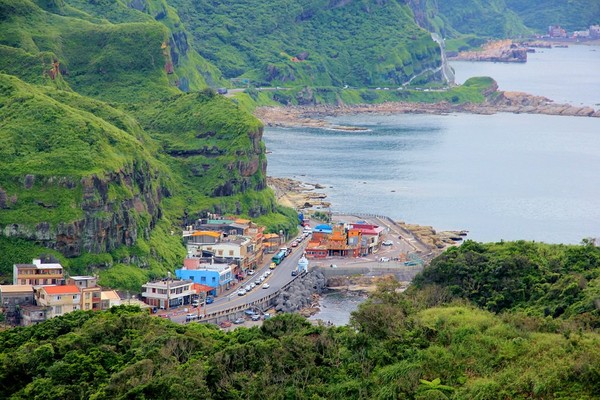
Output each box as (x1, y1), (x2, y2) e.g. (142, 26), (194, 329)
(217, 87), (228, 94)
(379, 257), (390, 262)
(382, 240), (394, 246)
(233, 317), (245, 324)
(251, 314), (261, 321)
(245, 285), (251, 291)
(205, 296), (214, 304)
(269, 262), (277, 270)
(262, 283), (270, 289)
(237, 289), (247, 296)
(291, 241), (298, 247)
(248, 269), (255, 275)
(192, 300), (199, 307)
(185, 313), (197, 322)
(244, 309), (256, 316)
(219, 321), (232, 328)
(291, 270), (298, 276)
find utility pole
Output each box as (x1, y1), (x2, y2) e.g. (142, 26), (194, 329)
(166, 271), (171, 310)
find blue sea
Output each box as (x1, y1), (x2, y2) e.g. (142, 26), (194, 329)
(264, 45), (600, 245)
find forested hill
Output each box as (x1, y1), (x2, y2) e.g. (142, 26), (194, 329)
(407, 0), (600, 51)
(0, 240), (598, 399)
(166, 0), (442, 87)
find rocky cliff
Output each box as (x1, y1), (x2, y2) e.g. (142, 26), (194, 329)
(1, 163), (163, 257)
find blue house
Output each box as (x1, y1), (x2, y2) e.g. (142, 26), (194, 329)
(176, 258), (233, 296)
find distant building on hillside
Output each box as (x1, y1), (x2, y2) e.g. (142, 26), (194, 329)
(0, 285), (34, 325)
(590, 25), (600, 39)
(548, 25), (567, 38)
(13, 258), (64, 286)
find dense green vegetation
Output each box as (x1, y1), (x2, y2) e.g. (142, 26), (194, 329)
(505, 0), (600, 34)
(413, 240), (600, 329)
(1, 247), (599, 399)
(168, 0), (442, 87)
(0, 0), (298, 288)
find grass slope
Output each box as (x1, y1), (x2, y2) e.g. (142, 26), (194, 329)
(168, 0), (442, 87)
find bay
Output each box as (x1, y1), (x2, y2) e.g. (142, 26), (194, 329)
(264, 47), (600, 244)
(451, 45), (600, 107)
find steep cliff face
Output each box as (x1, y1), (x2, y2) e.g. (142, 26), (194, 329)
(134, 91), (268, 200)
(0, 73), (168, 259)
(1, 164), (163, 257)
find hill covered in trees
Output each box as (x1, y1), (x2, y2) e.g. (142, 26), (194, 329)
(0, 240), (598, 399)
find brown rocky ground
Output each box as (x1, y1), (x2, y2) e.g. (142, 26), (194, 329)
(449, 39), (527, 62)
(255, 93), (599, 130)
(267, 177), (330, 210)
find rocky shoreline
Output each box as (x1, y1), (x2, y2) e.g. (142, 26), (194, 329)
(448, 39), (527, 63)
(255, 89), (599, 129)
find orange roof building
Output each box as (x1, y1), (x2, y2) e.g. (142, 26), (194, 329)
(36, 285), (82, 318)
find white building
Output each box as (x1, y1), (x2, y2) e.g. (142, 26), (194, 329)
(141, 279), (195, 310)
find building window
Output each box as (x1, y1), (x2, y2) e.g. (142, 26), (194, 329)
(229, 250), (234, 256)
(55, 305), (62, 315)
(218, 250), (223, 256)
(201, 277), (206, 282)
(85, 293), (91, 299)
(56, 295), (61, 300)
(212, 277), (216, 282)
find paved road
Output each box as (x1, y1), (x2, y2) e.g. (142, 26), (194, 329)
(224, 87), (288, 97)
(165, 214), (433, 324)
(169, 239), (308, 323)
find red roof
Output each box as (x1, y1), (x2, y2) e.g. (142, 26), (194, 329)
(42, 285), (80, 295)
(192, 283), (214, 293)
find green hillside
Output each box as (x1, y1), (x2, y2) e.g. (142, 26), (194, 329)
(407, 0), (530, 41)
(505, 0), (600, 33)
(413, 240), (600, 329)
(168, 0), (443, 87)
(0, 0), (296, 288)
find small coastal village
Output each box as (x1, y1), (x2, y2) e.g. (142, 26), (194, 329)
(1, 193), (460, 327)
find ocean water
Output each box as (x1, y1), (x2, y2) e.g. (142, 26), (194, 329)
(308, 291), (367, 326)
(451, 44), (600, 107)
(264, 45), (600, 245)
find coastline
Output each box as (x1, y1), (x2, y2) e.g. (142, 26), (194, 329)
(255, 93), (600, 129)
(267, 177), (466, 253)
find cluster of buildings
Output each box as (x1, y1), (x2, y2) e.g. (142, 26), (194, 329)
(305, 222), (386, 259)
(1, 258), (123, 326)
(548, 24), (600, 39)
(146, 216), (284, 301)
